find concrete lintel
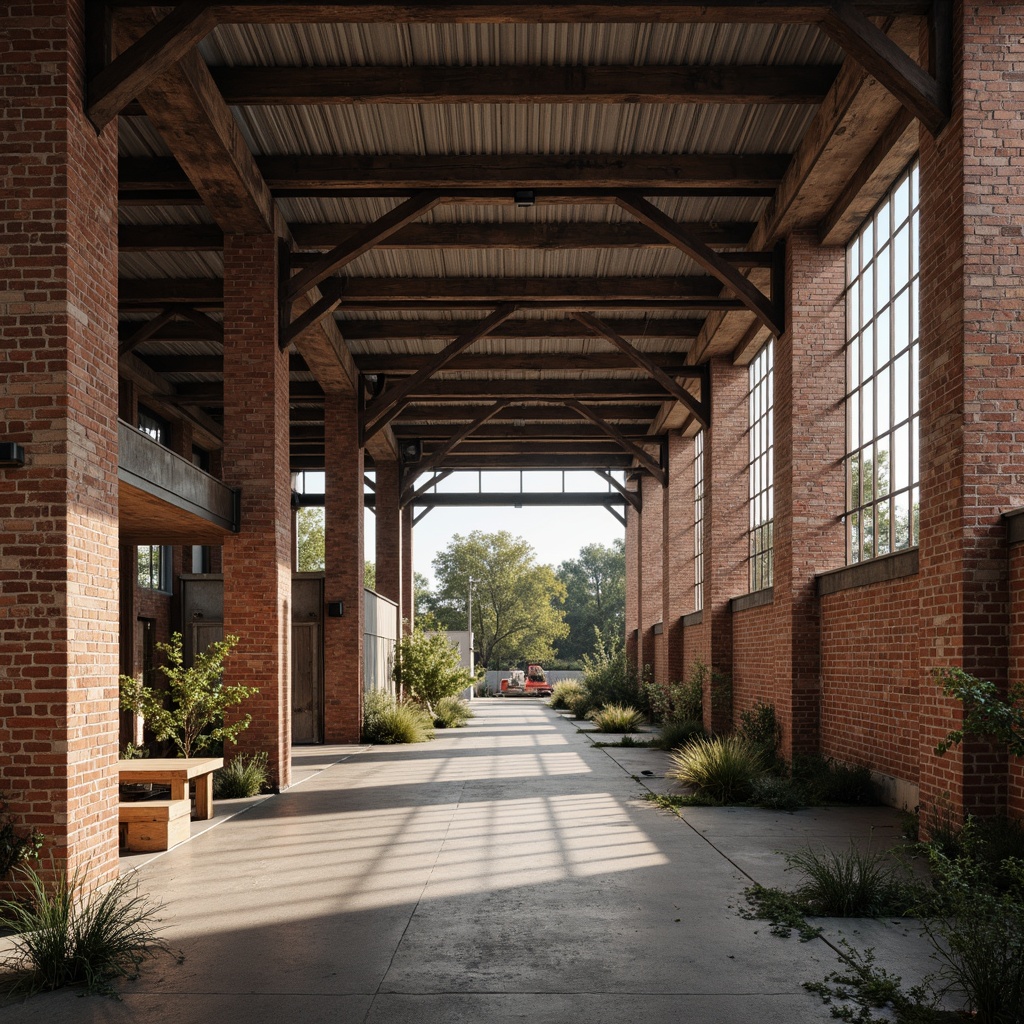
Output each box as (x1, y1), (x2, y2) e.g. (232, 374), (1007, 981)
(729, 587), (773, 613)
(816, 547), (918, 597)
(680, 610), (703, 628)
(1004, 505), (1024, 546)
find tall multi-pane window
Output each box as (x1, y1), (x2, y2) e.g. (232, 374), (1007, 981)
(693, 430), (705, 612)
(845, 161), (920, 562)
(137, 545), (171, 592)
(748, 340), (774, 591)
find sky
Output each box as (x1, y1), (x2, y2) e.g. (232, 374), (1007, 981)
(362, 469), (625, 586)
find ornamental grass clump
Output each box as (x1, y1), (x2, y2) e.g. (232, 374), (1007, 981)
(786, 844), (914, 917)
(549, 680), (585, 711)
(0, 867), (177, 997)
(433, 695), (474, 729)
(363, 690), (434, 744)
(667, 734), (764, 804)
(213, 752), (269, 798)
(652, 719), (705, 752)
(587, 703), (645, 733)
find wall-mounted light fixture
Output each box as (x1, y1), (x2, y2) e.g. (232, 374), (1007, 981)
(327, 601), (344, 618)
(0, 442), (26, 468)
(514, 190), (535, 208)
(400, 440), (422, 464)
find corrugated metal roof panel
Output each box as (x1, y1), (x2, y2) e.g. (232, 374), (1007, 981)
(231, 101), (816, 158)
(119, 251), (224, 279)
(201, 22), (840, 69)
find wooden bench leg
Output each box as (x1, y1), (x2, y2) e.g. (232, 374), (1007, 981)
(194, 772), (214, 820)
(169, 779), (187, 801)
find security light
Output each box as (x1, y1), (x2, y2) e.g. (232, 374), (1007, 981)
(514, 190), (535, 208)
(400, 440), (422, 464)
(0, 442), (26, 468)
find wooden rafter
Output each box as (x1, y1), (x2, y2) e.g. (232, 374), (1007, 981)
(402, 401), (512, 500)
(353, 353), (698, 374)
(285, 191), (442, 300)
(614, 192), (783, 337)
(391, 404), (659, 423)
(88, 0), (216, 130)
(402, 469), (455, 507)
(361, 305), (517, 442)
(396, 425), (666, 441)
(118, 307), (181, 357)
(565, 400), (666, 485)
(119, 153), (790, 192)
(573, 312), (710, 427)
(205, 63), (840, 105)
(279, 278), (345, 349)
(595, 469), (641, 511)
(119, 220), (756, 253)
(821, 1), (950, 136)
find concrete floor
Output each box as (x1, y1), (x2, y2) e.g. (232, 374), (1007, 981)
(1, 701), (939, 1023)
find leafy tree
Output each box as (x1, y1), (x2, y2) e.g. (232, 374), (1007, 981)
(364, 560), (376, 590)
(296, 507), (325, 571)
(119, 632), (256, 757)
(424, 530), (567, 668)
(394, 627), (473, 715)
(555, 539), (626, 663)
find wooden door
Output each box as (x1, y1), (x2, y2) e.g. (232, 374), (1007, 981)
(291, 621), (322, 744)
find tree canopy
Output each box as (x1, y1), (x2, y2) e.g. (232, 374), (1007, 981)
(554, 539), (626, 663)
(421, 530), (567, 669)
(295, 507), (325, 572)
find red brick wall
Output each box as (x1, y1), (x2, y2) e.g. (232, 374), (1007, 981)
(691, 359), (749, 732)
(324, 392), (365, 742)
(639, 474), (664, 678)
(374, 460), (402, 620)
(663, 431), (696, 684)
(221, 235), (293, 789)
(821, 576), (921, 787)
(0, 0), (121, 886)
(772, 233), (847, 755)
(732, 604), (779, 729)
(1009, 542), (1024, 818)
(624, 492), (640, 671)
(401, 505), (414, 634)
(916, 2), (1024, 818)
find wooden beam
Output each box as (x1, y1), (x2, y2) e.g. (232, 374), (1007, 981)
(404, 401), (512, 496)
(595, 468), (641, 510)
(573, 311), (710, 426)
(565, 400), (666, 484)
(209, 63), (840, 105)
(819, 106), (917, 245)
(119, 223), (224, 251)
(394, 403), (659, 422)
(119, 275), (726, 307)
(279, 278), (344, 349)
(392, 379), (679, 400)
(340, 317), (702, 341)
(408, 492), (631, 509)
(614, 192), (783, 336)
(402, 469), (455, 506)
(285, 191), (442, 300)
(396, 424), (665, 441)
(103, 3), (933, 23)
(118, 307), (180, 357)
(362, 305), (517, 440)
(88, 0), (216, 130)
(110, 9), (274, 234)
(353, 353), (699, 374)
(121, 152), (791, 192)
(822, 2), (949, 135)
(402, 454), (633, 470)
(292, 221), (757, 252)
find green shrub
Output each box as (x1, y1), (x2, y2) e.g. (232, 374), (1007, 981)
(214, 752), (269, 798)
(549, 680), (585, 710)
(576, 632), (637, 717)
(0, 794), (43, 880)
(749, 774), (803, 811)
(791, 754), (878, 805)
(668, 735), (764, 804)
(433, 695), (474, 729)
(638, 674), (703, 725)
(363, 690), (434, 744)
(587, 703), (645, 733)
(119, 632), (255, 758)
(393, 628), (473, 716)
(0, 867), (176, 997)
(652, 719), (705, 751)
(739, 702), (783, 768)
(786, 845), (914, 917)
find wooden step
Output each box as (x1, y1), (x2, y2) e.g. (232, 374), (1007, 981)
(118, 799), (192, 852)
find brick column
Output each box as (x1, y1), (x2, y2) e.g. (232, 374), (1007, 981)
(638, 475), (664, 679)
(917, 2), (1024, 819)
(374, 460), (402, 624)
(221, 235), (292, 790)
(773, 232), (846, 757)
(401, 505), (414, 633)
(693, 358), (749, 734)
(663, 431), (696, 685)
(324, 393), (364, 741)
(0, 0), (120, 887)
(624, 484), (641, 673)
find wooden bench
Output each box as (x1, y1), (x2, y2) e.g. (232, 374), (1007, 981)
(117, 757), (224, 820)
(118, 798), (192, 852)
